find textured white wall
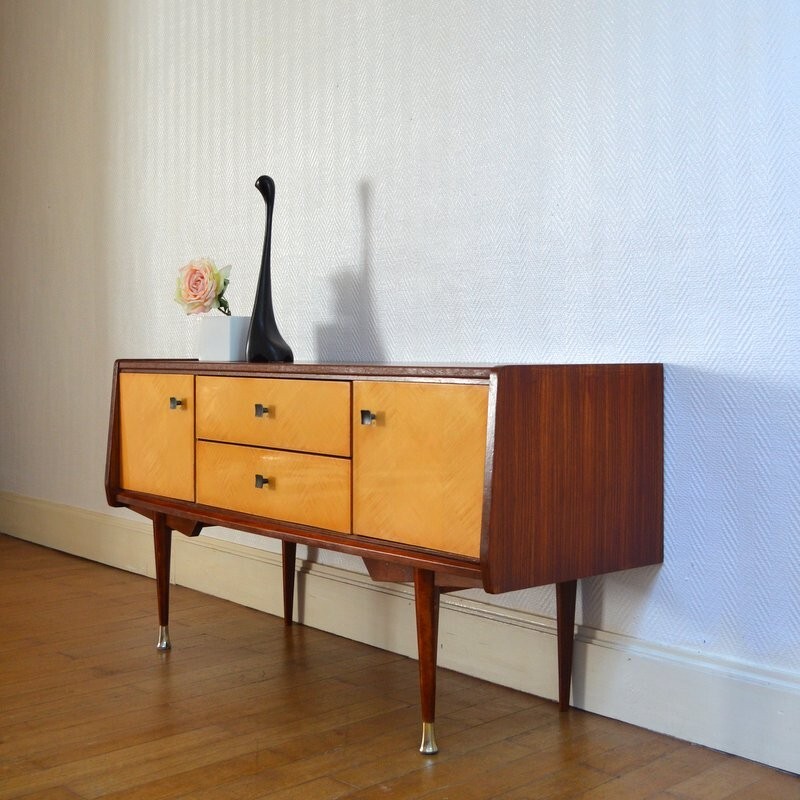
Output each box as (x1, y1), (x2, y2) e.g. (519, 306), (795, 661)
(1, 0), (799, 685)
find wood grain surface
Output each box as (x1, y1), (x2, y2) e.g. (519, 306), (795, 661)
(196, 440), (351, 533)
(196, 375), (351, 456)
(119, 372), (195, 501)
(353, 381), (489, 557)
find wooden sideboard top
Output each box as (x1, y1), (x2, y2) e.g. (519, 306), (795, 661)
(112, 359), (496, 379)
(112, 358), (661, 379)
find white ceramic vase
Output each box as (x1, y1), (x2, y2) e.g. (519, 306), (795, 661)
(198, 314), (249, 361)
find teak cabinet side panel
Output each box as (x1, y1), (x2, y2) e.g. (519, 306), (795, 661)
(352, 381), (489, 558)
(483, 364), (663, 592)
(118, 372), (195, 502)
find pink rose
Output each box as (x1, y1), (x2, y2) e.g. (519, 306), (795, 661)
(175, 258), (231, 315)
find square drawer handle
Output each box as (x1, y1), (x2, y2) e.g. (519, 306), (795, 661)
(360, 409), (377, 426)
(255, 474), (270, 489)
(169, 397), (184, 410)
(254, 403), (270, 417)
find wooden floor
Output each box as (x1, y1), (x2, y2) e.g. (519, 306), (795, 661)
(0, 534), (796, 800)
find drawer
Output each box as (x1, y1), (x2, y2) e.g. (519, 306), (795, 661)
(196, 377), (350, 456)
(196, 440), (351, 533)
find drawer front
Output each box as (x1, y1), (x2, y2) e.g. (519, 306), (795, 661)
(196, 377), (350, 456)
(353, 381), (489, 557)
(196, 440), (351, 533)
(119, 373), (195, 501)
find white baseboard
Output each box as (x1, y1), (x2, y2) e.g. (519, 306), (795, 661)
(1, 491), (797, 775)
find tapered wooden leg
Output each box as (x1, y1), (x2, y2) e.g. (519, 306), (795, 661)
(282, 541), (297, 626)
(153, 513), (172, 651)
(414, 569), (440, 754)
(556, 579), (577, 711)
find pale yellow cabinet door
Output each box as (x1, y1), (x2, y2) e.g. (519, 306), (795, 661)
(119, 373), (195, 501)
(353, 381), (489, 557)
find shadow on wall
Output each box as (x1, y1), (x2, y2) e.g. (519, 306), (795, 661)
(658, 365), (800, 663)
(315, 180), (387, 363)
(572, 361), (800, 705)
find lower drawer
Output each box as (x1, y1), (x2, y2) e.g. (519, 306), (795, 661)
(196, 441), (351, 534)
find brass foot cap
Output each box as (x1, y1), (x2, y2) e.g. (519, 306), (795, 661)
(419, 722), (438, 754)
(156, 625), (171, 651)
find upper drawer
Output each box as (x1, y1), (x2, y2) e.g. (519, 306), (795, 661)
(196, 376), (351, 456)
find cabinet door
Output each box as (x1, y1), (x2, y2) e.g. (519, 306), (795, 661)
(119, 373), (195, 501)
(353, 381), (489, 557)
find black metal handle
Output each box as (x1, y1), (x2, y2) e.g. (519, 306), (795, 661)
(360, 409), (377, 426)
(255, 403), (269, 418)
(169, 397), (183, 410)
(255, 474), (270, 489)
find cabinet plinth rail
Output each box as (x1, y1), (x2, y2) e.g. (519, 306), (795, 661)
(106, 359), (663, 754)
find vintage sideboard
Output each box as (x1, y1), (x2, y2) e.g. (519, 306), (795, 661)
(105, 359), (663, 753)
